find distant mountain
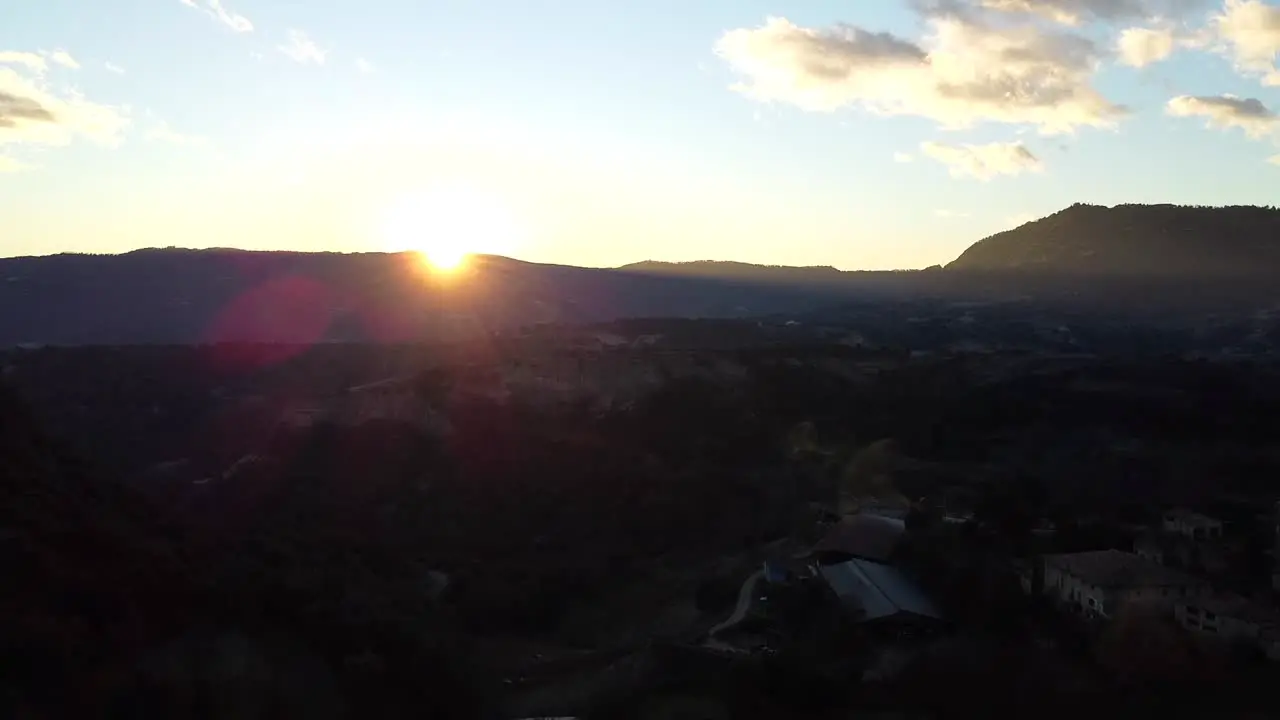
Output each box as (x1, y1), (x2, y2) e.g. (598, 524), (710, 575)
(9, 204), (1280, 346)
(0, 249), (884, 346)
(948, 203), (1280, 276)
(619, 260), (854, 284)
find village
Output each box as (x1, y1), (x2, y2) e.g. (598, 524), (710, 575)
(492, 487), (1280, 719)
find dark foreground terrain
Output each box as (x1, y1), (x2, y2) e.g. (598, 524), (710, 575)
(5, 323), (1280, 717)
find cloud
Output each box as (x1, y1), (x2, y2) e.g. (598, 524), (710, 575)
(979, 0), (1147, 25)
(278, 30), (326, 65)
(180, 0), (253, 33)
(105, 62), (126, 75)
(978, 0), (1207, 25)
(1166, 94), (1278, 138)
(1117, 25), (1178, 67)
(48, 50), (80, 70)
(920, 140), (1044, 179)
(1212, 0), (1280, 86)
(145, 121), (209, 147)
(934, 208), (972, 217)
(0, 52), (47, 72)
(0, 59), (128, 154)
(356, 58), (375, 73)
(894, 151), (914, 162)
(715, 14), (1126, 134)
(1270, 153), (1280, 165)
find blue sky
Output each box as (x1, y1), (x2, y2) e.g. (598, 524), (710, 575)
(3, 0), (1279, 269)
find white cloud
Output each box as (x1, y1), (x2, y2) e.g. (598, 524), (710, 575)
(145, 121), (209, 147)
(1212, 0), (1280, 86)
(48, 50), (79, 70)
(105, 62), (126, 75)
(1166, 94), (1278, 138)
(920, 140), (1044, 179)
(894, 151), (914, 162)
(0, 52), (47, 72)
(1117, 25), (1178, 67)
(180, 0), (253, 33)
(278, 30), (326, 65)
(0, 57), (129, 170)
(356, 57), (375, 73)
(715, 14), (1126, 135)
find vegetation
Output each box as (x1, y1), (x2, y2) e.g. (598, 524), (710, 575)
(949, 203), (1280, 276)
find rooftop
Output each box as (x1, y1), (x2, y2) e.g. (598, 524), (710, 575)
(820, 558), (943, 623)
(811, 513), (906, 563)
(1044, 549), (1203, 590)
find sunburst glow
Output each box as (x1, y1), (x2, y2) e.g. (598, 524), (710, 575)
(380, 186), (524, 273)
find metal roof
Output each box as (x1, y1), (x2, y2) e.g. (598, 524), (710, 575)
(820, 558), (943, 622)
(811, 513), (906, 562)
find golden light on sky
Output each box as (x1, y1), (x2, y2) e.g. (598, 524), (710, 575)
(380, 185), (525, 272)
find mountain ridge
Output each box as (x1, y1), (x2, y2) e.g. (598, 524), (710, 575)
(947, 203), (1280, 276)
(7, 203), (1280, 345)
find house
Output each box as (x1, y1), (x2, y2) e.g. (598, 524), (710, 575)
(1162, 508), (1224, 540)
(1040, 550), (1208, 619)
(819, 558), (944, 634)
(1174, 594), (1280, 660)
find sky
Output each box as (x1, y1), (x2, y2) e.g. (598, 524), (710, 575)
(3, 0), (1280, 270)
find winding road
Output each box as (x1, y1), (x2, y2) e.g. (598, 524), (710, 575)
(707, 569), (763, 640)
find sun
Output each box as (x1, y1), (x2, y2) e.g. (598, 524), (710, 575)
(380, 186), (523, 273)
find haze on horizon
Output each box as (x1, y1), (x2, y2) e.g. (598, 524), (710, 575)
(3, 0), (1280, 270)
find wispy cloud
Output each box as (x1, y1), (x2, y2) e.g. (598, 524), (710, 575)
(180, 0), (253, 33)
(920, 141), (1044, 180)
(1167, 94), (1278, 139)
(278, 30), (326, 65)
(0, 51), (47, 73)
(0, 52), (129, 172)
(356, 57), (375, 73)
(48, 50), (80, 70)
(104, 62), (126, 75)
(894, 151), (913, 162)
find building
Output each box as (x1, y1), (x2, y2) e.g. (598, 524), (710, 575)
(819, 558), (944, 634)
(1174, 594), (1280, 660)
(1162, 508), (1224, 540)
(810, 513), (906, 565)
(1040, 550), (1208, 619)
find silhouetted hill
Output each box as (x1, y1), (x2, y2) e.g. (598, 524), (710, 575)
(948, 203), (1280, 276)
(12, 205), (1280, 346)
(0, 249), (876, 346)
(619, 260), (853, 284)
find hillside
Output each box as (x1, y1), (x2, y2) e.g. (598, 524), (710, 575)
(948, 204), (1280, 276)
(0, 249), (857, 346)
(619, 260), (852, 284)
